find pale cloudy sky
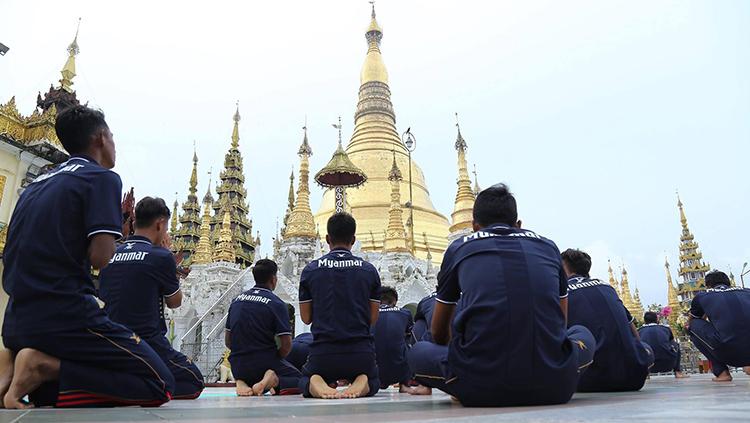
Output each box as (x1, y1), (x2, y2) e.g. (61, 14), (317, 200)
(1, 0), (748, 307)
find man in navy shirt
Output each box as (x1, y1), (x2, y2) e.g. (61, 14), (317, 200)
(639, 311), (688, 378)
(225, 259), (301, 396)
(298, 212), (381, 399)
(373, 286), (415, 392)
(407, 184), (595, 407)
(1, 106), (173, 408)
(561, 249), (653, 392)
(287, 332), (313, 371)
(99, 197), (204, 399)
(688, 271), (750, 382)
(413, 292), (436, 342)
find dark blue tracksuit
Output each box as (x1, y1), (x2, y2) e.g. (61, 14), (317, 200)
(413, 292), (436, 342)
(298, 248), (382, 397)
(287, 332), (313, 371)
(373, 304), (413, 387)
(226, 286), (301, 394)
(407, 225), (595, 407)
(567, 276), (653, 392)
(639, 323), (682, 373)
(99, 235), (204, 399)
(688, 284), (750, 376)
(2, 156), (173, 407)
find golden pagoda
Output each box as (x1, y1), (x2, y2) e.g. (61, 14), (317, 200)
(449, 114), (475, 238)
(213, 208), (236, 263)
(631, 284), (645, 323)
(675, 194), (710, 304)
(607, 260), (620, 294)
(665, 257), (682, 325)
(284, 127), (317, 239)
(172, 151), (202, 265)
(192, 186), (215, 265)
(384, 152), (408, 253)
(314, 4), (450, 262)
(211, 105), (255, 267)
(620, 266), (637, 316)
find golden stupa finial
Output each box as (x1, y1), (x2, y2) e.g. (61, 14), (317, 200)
(231, 101), (240, 149)
(361, 1), (387, 84)
(423, 232), (432, 261)
(285, 167), (295, 219)
(384, 150), (408, 253)
(170, 195), (179, 235)
(454, 113), (467, 152)
(59, 18), (81, 93)
(285, 124), (317, 238)
(450, 113), (475, 235)
(188, 143), (199, 196)
(607, 259), (619, 292)
(472, 164), (481, 196)
(213, 207), (236, 263)
(676, 189), (688, 229)
(193, 182), (215, 265)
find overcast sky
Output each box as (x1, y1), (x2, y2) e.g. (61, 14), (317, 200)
(2, 0), (748, 307)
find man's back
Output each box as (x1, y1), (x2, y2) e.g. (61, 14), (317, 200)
(414, 292), (436, 341)
(690, 285), (750, 345)
(99, 236), (179, 339)
(639, 324), (676, 361)
(2, 156), (122, 336)
(437, 225), (573, 390)
(373, 305), (413, 378)
(567, 276), (649, 390)
(299, 248), (380, 353)
(227, 287), (291, 359)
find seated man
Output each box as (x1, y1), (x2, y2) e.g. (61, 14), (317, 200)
(99, 196), (205, 399)
(688, 271), (750, 382)
(407, 184), (595, 407)
(639, 312), (688, 378)
(298, 212), (381, 399)
(412, 292), (437, 342)
(0, 106), (173, 408)
(225, 259), (301, 396)
(373, 287), (414, 391)
(287, 333), (313, 371)
(561, 249), (653, 392)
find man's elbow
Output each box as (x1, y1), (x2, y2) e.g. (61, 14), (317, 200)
(165, 291), (183, 309)
(90, 254), (111, 270)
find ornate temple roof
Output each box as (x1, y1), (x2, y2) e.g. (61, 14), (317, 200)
(675, 193), (710, 301)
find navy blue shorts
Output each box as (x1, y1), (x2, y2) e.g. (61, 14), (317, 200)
(145, 336), (204, 399)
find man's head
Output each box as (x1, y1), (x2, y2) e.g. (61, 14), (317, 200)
(134, 197), (171, 245)
(705, 270), (730, 288)
(55, 105), (116, 169)
(561, 249), (592, 278)
(253, 259), (279, 290)
(472, 183), (520, 230)
(326, 212), (356, 248)
(643, 311), (658, 324)
(380, 286), (398, 307)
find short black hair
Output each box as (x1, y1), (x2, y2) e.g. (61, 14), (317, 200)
(55, 105), (108, 154)
(380, 286), (398, 306)
(134, 197), (170, 229)
(473, 183), (518, 227)
(561, 249), (592, 277)
(644, 311), (658, 324)
(705, 270), (730, 288)
(252, 259), (278, 285)
(327, 212), (356, 245)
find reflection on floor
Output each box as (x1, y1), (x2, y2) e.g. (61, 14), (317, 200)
(1, 373), (749, 422)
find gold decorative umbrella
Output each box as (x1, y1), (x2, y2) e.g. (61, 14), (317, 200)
(314, 117), (367, 213)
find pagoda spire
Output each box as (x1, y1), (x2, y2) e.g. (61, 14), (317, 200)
(282, 167), (295, 235)
(170, 198), (179, 235)
(472, 164), (481, 197)
(675, 192), (710, 303)
(384, 151), (408, 253)
(192, 185), (215, 265)
(632, 283), (645, 323)
(231, 101), (240, 149)
(213, 208), (236, 263)
(285, 125), (317, 239)
(450, 113), (476, 236)
(620, 265), (636, 313)
(607, 260), (620, 294)
(172, 149), (202, 265)
(60, 18), (81, 93)
(665, 257), (681, 324)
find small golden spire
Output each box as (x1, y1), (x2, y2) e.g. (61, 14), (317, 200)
(665, 257), (681, 318)
(607, 260), (620, 293)
(285, 124), (317, 238)
(170, 196), (179, 235)
(189, 143), (199, 196)
(423, 232), (432, 261)
(282, 167), (295, 233)
(193, 182), (215, 265)
(361, 1), (388, 84)
(472, 164), (481, 196)
(231, 101), (240, 149)
(620, 264), (636, 312)
(213, 207), (236, 263)
(676, 190), (688, 229)
(60, 18), (81, 93)
(450, 113), (475, 235)
(384, 151), (408, 253)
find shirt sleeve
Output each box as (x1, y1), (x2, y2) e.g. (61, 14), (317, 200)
(624, 305), (634, 323)
(299, 267), (312, 304)
(414, 299), (426, 322)
(556, 255), (568, 299)
(369, 269), (381, 303)
(405, 311), (414, 335)
(85, 171), (123, 239)
(225, 306), (232, 331)
(273, 301), (292, 337)
(689, 295), (705, 319)
(436, 248), (460, 304)
(156, 252), (180, 298)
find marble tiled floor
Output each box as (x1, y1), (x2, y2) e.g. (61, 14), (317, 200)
(1, 373), (749, 422)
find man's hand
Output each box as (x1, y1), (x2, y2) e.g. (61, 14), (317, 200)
(160, 232), (172, 250)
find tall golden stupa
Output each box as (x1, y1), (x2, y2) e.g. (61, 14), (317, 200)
(314, 5), (450, 261)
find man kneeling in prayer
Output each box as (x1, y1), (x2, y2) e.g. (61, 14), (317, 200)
(639, 312), (688, 378)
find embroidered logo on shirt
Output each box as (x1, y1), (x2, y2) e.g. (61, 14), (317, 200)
(317, 258), (363, 268)
(130, 333), (141, 344)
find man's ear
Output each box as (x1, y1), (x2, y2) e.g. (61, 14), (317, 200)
(515, 220), (522, 229)
(472, 221), (481, 232)
(351, 235), (357, 247)
(325, 234), (331, 245)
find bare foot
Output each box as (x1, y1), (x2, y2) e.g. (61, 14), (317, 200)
(310, 375), (338, 399)
(235, 379), (254, 396)
(0, 350), (15, 408)
(340, 374), (369, 399)
(674, 371), (690, 379)
(252, 370), (279, 396)
(712, 370), (733, 382)
(402, 384), (432, 395)
(4, 349), (60, 409)
(744, 366), (750, 376)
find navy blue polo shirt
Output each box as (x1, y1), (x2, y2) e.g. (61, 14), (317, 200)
(414, 292), (436, 341)
(437, 224), (571, 389)
(226, 286), (291, 359)
(98, 235), (180, 339)
(2, 155), (122, 336)
(373, 304), (413, 374)
(639, 323), (676, 362)
(689, 285), (750, 345)
(299, 248), (381, 354)
(567, 276), (649, 380)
